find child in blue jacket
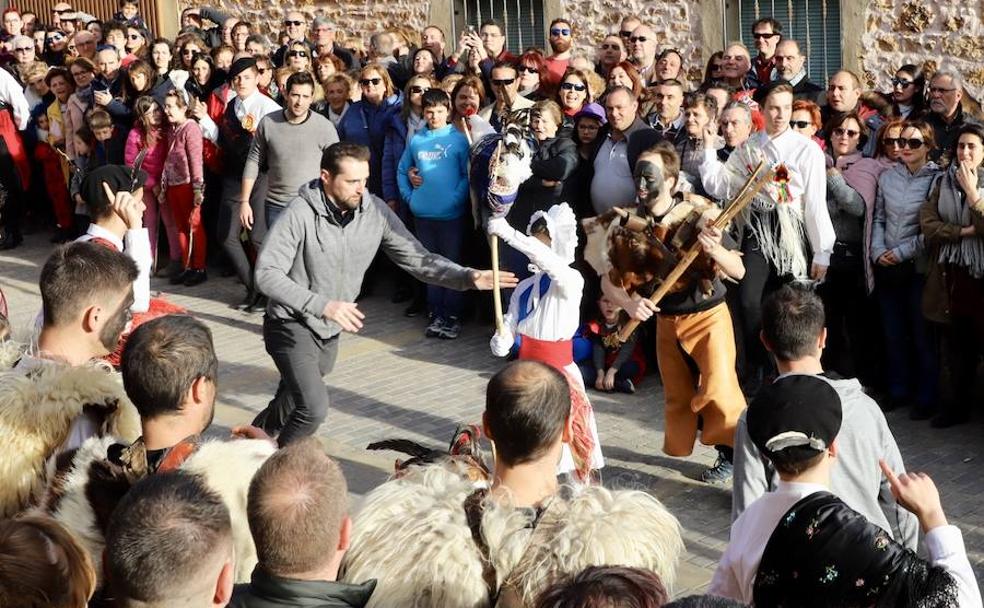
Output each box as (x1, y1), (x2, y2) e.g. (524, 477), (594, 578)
(397, 89), (470, 339)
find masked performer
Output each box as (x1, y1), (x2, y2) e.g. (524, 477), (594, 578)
(488, 203), (604, 480)
(591, 142), (746, 484)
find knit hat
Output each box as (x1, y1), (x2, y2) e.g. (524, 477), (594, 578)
(747, 375), (842, 461)
(573, 102), (606, 125)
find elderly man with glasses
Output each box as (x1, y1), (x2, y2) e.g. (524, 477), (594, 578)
(925, 68), (978, 162)
(627, 23), (658, 85)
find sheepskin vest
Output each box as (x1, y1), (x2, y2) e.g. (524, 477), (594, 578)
(340, 463), (685, 608)
(0, 341), (141, 517)
(47, 435), (276, 588)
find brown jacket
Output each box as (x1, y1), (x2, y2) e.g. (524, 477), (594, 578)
(919, 176), (984, 323)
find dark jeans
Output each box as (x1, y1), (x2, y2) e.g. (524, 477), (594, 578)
(219, 175), (267, 289)
(578, 360), (641, 391)
(819, 244), (884, 388)
(875, 265), (938, 409)
(414, 215), (467, 319)
(265, 202), (285, 229)
(735, 235), (784, 383)
(254, 318), (339, 446)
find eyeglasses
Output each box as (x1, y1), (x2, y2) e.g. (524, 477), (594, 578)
(287, 50), (308, 58)
(789, 120), (812, 129)
(891, 77), (914, 88)
(629, 36), (648, 43)
(256, 68), (268, 74)
(409, 85), (430, 94)
(491, 78), (515, 86)
(284, 20), (304, 26)
(600, 43), (621, 50)
(127, 33), (142, 40)
(833, 127), (860, 138)
(884, 137), (924, 149)
(47, 33), (64, 41)
(560, 82), (586, 92)
(359, 77), (382, 86)
(182, 48), (199, 55)
(519, 66), (538, 74)
(752, 32), (779, 39)
(619, 30), (633, 38)
(549, 28), (571, 36)
(929, 86), (956, 95)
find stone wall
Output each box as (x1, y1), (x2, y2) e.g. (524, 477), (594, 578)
(861, 0), (984, 102)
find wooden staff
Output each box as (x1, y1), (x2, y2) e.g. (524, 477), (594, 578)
(489, 140), (504, 332)
(609, 161), (776, 346)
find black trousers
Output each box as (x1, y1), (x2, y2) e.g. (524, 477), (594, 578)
(254, 318), (339, 447)
(734, 235), (784, 383)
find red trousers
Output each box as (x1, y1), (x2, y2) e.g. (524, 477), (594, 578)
(35, 143), (72, 228)
(166, 183), (206, 270)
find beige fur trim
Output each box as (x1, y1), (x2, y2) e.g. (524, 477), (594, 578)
(0, 362), (137, 517)
(341, 463), (684, 607)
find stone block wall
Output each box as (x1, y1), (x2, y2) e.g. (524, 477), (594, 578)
(862, 0), (984, 102)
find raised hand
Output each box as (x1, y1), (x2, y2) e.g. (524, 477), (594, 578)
(879, 459), (948, 533)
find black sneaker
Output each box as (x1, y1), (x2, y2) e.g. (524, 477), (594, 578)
(404, 300), (426, 317)
(169, 269), (190, 285)
(700, 456), (734, 484)
(616, 378), (636, 394)
(183, 269), (208, 286)
(439, 316), (461, 339)
(425, 315), (445, 337)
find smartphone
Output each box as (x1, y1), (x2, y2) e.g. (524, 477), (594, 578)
(92, 79), (109, 92)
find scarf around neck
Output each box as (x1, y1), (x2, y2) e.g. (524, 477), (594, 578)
(937, 165), (984, 278)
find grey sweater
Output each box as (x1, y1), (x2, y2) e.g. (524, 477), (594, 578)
(255, 180), (476, 339)
(826, 171), (866, 246)
(244, 110), (339, 208)
(732, 373), (919, 551)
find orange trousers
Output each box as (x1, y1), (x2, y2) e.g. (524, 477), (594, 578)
(656, 301), (745, 456)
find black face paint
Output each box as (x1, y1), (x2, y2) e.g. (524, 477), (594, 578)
(634, 159), (663, 205)
(98, 292), (134, 352)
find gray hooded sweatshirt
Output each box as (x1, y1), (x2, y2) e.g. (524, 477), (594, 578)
(732, 373), (919, 551)
(255, 179), (475, 339)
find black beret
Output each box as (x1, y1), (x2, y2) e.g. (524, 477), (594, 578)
(747, 375), (842, 461)
(80, 164), (148, 213)
(227, 56), (257, 80)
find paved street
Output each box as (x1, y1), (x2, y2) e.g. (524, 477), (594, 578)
(3, 234), (983, 597)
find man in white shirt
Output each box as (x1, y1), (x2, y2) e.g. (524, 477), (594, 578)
(710, 375), (981, 608)
(201, 57), (281, 311)
(700, 80), (834, 392)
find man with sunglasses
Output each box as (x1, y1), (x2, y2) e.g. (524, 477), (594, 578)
(272, 10), (315, 68)
(627, 23), (658, 85)
(750, 17), (782, 87)
(478, 61), (533, 132)
(543, 18), (574, 97)
(925, 69), (977, 163)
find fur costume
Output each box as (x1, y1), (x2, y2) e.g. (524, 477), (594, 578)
(46, 435), (276, 586)
(0, 340), (140, 517)
(340, 463), (683, 608)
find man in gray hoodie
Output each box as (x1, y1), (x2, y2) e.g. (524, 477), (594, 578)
(253, 142), (517, 446)
(732, 282), (919, 550)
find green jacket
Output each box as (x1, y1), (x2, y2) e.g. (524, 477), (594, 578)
(230, 567), (376, 608)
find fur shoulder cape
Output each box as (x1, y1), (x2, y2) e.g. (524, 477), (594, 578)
(340, 463), (684, 608)
(47, 435), (276, 587)
(0, 342), (141, 517)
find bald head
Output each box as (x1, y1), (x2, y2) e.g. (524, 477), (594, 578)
(629, 24), (657, 69)
(774, 39), (804, 80)
(484, 361), (570, 467)
(247, 437), (348, 577)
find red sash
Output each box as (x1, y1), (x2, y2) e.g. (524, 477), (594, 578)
(518, 335), (573, 371)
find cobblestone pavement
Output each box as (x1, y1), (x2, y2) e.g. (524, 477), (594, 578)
(3, 234), (982, 596)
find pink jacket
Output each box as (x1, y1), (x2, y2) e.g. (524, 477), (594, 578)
(162, 119), (204, 189)
(124, 126), (167, 188)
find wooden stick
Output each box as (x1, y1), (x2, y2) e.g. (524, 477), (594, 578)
(490, 140), (504, 332)
(611, 161), (776, 345)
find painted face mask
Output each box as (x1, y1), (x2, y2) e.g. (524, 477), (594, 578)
(634, 159), (664, 207)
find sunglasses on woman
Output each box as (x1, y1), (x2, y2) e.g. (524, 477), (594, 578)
(833, 128), (860, 138)
(560, 82), (586, 92)
(890, 77), (914, 88)
(789, 120), (812, 129)
(360, 77), (382, 86)
(519, 66), (538, 74)
(884, 137), (924, 149)
(287, 50), (308, 58)
(409, 86), (430, 94)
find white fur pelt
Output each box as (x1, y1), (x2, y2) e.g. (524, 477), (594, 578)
(49, 436), (276, 586)
(0, 353), (140, 517)
(341, 463), (684, 608)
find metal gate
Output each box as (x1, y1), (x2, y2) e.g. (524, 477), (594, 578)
(735, 0), (841, 86)
(455, 0), (545, 55)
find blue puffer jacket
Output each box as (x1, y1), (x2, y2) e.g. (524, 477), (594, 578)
(870, 161), (940, 265)
(381, 112), (409, 204)
(337, 93), (402, 198)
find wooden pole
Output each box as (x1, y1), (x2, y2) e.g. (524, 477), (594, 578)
(610, 161), (775, 346)
(489, 139), (504, 332)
